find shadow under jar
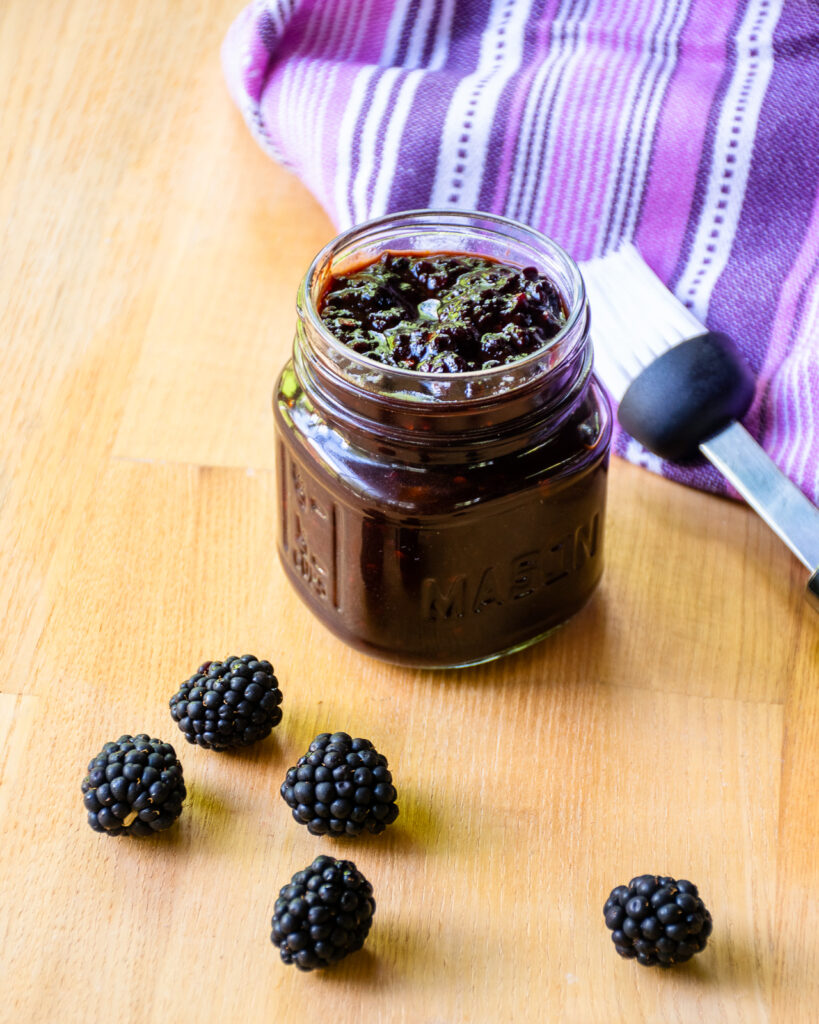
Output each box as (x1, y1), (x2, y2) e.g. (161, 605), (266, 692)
(274, 210), (612, 668)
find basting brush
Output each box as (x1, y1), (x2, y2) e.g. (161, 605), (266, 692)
(580, 243), (819, 611)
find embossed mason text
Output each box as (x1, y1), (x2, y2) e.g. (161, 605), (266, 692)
(422, 514), (599, 620)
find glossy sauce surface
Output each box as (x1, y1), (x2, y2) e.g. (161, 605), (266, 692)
(319, 251), (566, 373)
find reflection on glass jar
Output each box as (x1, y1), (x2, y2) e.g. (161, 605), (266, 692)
(274, 210), (612, 668)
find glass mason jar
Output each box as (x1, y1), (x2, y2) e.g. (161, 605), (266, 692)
(274, 210), (612, 668)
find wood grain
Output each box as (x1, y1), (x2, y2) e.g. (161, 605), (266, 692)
(1, 2), (817, 1021)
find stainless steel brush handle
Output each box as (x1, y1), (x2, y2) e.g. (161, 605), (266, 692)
(700, 422), (819, 612)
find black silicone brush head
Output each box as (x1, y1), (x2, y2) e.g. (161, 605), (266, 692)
(617, 332), (755, 461)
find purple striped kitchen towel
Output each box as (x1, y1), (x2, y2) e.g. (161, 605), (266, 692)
(223, 0), (819, 502)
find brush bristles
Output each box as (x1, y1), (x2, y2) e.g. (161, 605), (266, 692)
(581, 244), (705, 401)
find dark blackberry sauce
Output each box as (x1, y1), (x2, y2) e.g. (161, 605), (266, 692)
(319, 252), (567, 373)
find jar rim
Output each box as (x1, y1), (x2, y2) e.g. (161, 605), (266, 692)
(298, 208), (587, 387)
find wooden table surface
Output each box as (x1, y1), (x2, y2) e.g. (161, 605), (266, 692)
(2, 2), (817, 1022)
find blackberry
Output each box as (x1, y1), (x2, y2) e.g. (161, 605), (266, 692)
(169, 655), (282, 751)
(281, 731), (398, 836)
(81, 734), (186, 836)
(271, 855), (375, 970)
(604, 874), (713, 966)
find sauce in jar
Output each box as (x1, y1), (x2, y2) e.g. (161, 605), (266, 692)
(274, 211), (611, 668)
(319, 251), (568, 372)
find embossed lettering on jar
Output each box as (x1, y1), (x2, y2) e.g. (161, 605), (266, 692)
(274, 210), (612, 668)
